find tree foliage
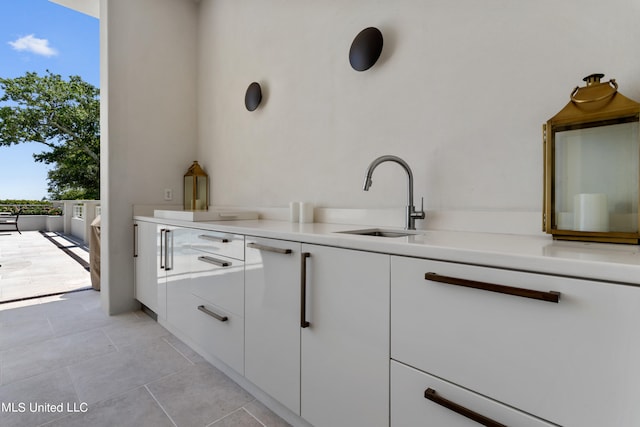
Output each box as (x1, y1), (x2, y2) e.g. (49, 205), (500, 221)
(0, 71), (100, 199)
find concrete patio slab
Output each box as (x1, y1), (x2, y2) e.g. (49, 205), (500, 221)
(0, 231), (91, 303)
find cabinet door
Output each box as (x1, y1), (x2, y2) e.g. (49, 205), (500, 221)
(301, 244), (389, 427)
(157, 225), (192, 321)
(245, 237), (301, 415)
(134, 221), (158, 312)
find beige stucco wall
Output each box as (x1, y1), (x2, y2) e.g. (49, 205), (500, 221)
(101, 0), (198, 314)
(101, 0), (640, 313)
(196, 0), (640, 213)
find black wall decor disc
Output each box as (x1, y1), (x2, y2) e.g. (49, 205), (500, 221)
(245, 82), (262, 111)
(349, 27), (383, 71)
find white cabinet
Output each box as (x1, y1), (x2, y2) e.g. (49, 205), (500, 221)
(156, 225), (192, 321)
(163, 227), (246, 374)
(300, 244), (389, 427)
(189, 232), (245, 374)
(189, 231), (245, 317)
(191, 230), (245, 261)
(133, 220), (158, 312)
(245, 240), (391, 426)
(391, 361), (553, 427)
(391, 255), (640, 427)
(167, 283), (245, 374)
(133, 219), (640, 427)
(245, 237), (302, 414)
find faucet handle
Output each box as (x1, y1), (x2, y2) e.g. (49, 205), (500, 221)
(411, 197), (426, 220)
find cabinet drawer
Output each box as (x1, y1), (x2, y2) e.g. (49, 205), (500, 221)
(391, 256), (640, 426)
(391, 361), (553, 427)
(167, 289), (244, 375)
(190, 252), (244, 316)
(189, 230), (245, 261)
(193, 296), (244, 375)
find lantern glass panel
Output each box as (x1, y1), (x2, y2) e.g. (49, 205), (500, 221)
(184, 176), (194, 210)
(196, 176), (207, 210)
(553, 120), (639, 233)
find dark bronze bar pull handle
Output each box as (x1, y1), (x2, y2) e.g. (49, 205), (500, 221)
(425, 272), (560, 303)
(198, 255), (231, 267)
(197, 305), (229, 322)
(424, 388), (507, 427)
(133, 223), (138, 258)
(165, 230), (172, 271)
(300, 252), (311, 328)
(198, 234), (230, 243)
(159, 228), (166, 269)
(247, 242), (292, 254)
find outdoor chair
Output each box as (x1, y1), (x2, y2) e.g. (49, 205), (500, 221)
(0, 208), (22, 234)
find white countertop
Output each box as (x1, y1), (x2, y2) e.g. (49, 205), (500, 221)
(134, 216), (640, 286)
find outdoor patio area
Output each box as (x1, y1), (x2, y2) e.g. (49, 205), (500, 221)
(0, 230), (92, 303)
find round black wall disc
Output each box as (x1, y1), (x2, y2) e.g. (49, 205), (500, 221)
(245, 82), (262, 111)
(349, 27), (383, 71)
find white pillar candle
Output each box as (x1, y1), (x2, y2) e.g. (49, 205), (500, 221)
(289, 202), (300, 222)
(574, 193), (608, 232)
(299, 202), (314, 223)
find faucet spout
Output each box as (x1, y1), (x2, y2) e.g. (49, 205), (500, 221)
(363, 155), (425, 230)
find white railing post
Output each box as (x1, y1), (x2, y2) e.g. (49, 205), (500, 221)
(63, 200), (75, 235)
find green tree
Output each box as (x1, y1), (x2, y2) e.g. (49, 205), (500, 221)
(0, 71), (100, 199)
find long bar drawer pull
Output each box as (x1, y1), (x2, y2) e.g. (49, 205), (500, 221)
(160, 229), (166, 269)
(197, 305), (228, 322)
(198, 234), (230, 243)
(165, 230), (173, 271)
(247, 242), (292, 254)
(425, 272), (560, 303)
(133, 224), (138, 258)
(424, 388), (507, 427)
(300, 252), (311, 328)
(198, 255), (231, 267)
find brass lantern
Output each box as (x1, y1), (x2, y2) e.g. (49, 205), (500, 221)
(183, 161), (209, 211)
(543, 74), (640, 244)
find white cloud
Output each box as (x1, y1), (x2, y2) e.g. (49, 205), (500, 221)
(8, 34), (58, 57)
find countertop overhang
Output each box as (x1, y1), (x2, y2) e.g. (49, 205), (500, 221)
(134, 216), (640, 286)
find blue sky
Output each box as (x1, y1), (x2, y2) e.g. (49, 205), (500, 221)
(0, 0), (99, 200)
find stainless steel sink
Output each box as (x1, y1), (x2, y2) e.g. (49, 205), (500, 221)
(337, 228), (421, 238)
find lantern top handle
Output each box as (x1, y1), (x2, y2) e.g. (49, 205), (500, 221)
(583, 73), (605, 85)
(571, 73), (618, 104)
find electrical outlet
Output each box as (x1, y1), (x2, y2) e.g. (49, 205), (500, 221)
(164, 188), (173, 201)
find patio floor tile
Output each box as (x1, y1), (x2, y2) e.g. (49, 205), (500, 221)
(0, 231), (91, 303)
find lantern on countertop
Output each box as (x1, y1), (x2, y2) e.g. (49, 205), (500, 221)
(183, 161), (209, 211)
(543, 73), (640, 243)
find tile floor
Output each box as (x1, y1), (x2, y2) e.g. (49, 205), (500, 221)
(0, 231), (91, 303)
(0, 290), (291, 427)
